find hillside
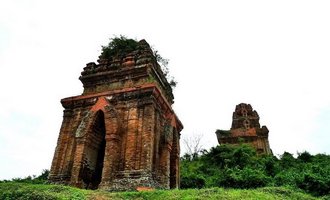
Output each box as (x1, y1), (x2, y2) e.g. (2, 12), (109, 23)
(180, 144), (330, 197)
(0, 182), (323, 200)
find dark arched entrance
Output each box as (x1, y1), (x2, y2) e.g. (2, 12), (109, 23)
(81, 110), (106, 189)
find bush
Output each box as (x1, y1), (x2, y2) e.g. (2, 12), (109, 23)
(274, 170), (302, 187)
(297, 151), (312, 163)
(2, 169), (50, 185)
(99, 35), (139, 60)
(0, 182), (86, 200)
(219, 168), (270, 189)
(181, 145), (330, 197)
(180, 174), (205, 189)
(297, 173), (329, 196)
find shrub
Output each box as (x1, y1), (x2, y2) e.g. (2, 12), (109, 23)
(99, 35), (138, 60)
(279, 152), (296, 169)
(180, 144), (330, 196)
(273, 169), (302, 187)
(180, 174), (205, 189)
(297, 151), (312, 163)
(297, 171), (330, 196)
(219, 168), (270, 189)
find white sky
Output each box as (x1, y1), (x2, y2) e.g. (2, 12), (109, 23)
(1, 0), (330, 180)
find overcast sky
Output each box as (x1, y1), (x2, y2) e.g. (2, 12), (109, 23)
(1, 0), (330, 180)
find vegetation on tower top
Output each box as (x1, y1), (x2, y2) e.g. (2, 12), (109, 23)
(99, 35), (139, 60)
(99, 35), (177, 88)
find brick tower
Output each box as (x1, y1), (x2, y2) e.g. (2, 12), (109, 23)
(216, 103), (271, 154)
(49, 39), (183, 190)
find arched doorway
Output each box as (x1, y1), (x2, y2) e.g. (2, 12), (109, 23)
(81, 110), (106, 189)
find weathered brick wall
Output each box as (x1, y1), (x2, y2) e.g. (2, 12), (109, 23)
(216, 103), (272, 155)
(49, 39), (183, 190)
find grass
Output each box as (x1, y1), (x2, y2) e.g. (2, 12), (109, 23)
(0, 182), (327, 200)
(0, 182), (85, 200)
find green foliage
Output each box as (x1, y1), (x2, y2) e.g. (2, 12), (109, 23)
(99, 36), (177, 89)
(37, 169), (50, 181)
(99, 35), (139, 60)
(152, 47), (177, 88)
(260, 155), (278, 177)
(115, 187), (318, 200)
(0, 182), (86, 200)
(218, 167), (271, 189)
(298, 172), (330, 196)
(0, 183), (319, 200)
(202, 144), (257, 169)
(274, 169), (302, 187)
(298, 151), (313, 163)
(181, 144), (330, 197)
(180, 174), (205, 189)
(279, 152), (296, 169)
(152, 49), (169, 73)
(1, 169), (50, 185)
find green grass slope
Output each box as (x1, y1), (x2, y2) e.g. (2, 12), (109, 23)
(0, 182), (325, 200)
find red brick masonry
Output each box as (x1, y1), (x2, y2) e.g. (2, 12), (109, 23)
(49, 40), (183, 191)
(216, 103), (271, 154)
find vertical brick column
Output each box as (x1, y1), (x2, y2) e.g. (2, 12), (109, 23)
(159, 143), (171, 188)
(70, 138), (85, 187)
(152, 111), (161, 173)
(170, 130), (180, 188)
(141, 105), (155, 171)
(125, 107), (138, 170)
(49, 109), (73, 180)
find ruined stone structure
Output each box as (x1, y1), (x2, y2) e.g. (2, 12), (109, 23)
(216, 103), (271, 154)
(49, 40), (183, 191)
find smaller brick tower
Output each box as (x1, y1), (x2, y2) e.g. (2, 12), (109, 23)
(216, 103), (271, 154)
(49, 39), (183, 190)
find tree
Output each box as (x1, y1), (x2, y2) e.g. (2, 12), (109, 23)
(182, 134), (204, 159)
(297, 151), (312, 163)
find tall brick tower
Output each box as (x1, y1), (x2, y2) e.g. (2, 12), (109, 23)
(49, 39), (183, 190)
(216, 103), (271, 154)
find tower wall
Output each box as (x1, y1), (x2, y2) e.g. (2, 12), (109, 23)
(49, 39), (183, 190)
(216, 103), (271, 154)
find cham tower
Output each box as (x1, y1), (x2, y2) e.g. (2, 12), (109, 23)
(216, 103), (272, 154)
(49, 39), (183, 191)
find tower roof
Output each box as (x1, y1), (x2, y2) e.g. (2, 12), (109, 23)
(79, 39), (174, 104)
(216, 103), (272, 154)
(231, 103), (260, 130)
